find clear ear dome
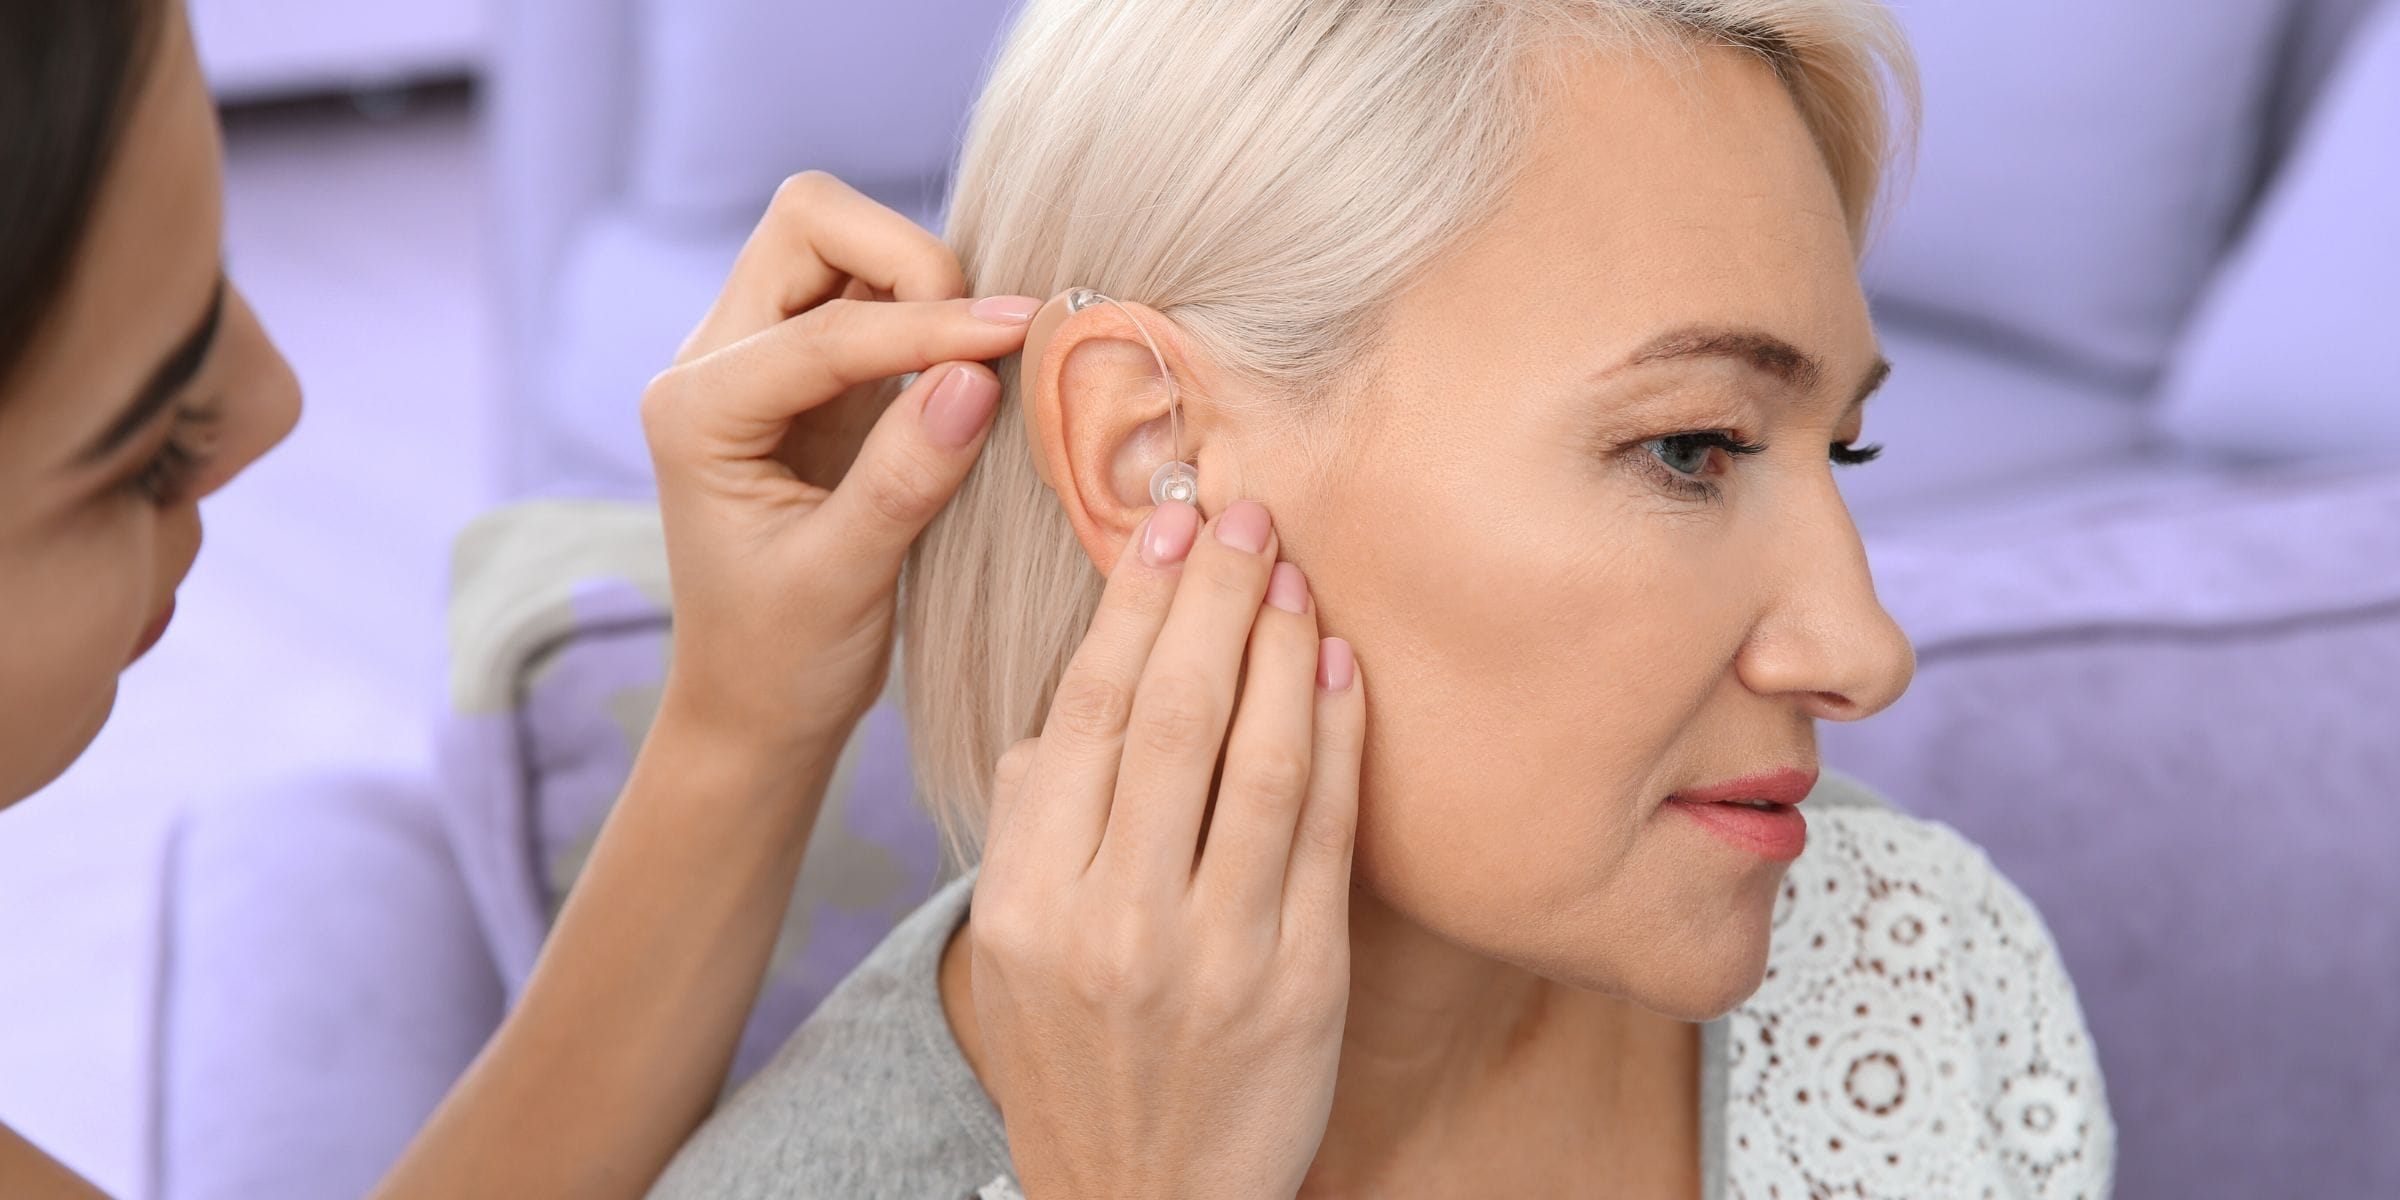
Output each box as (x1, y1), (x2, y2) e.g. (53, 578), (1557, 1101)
(1149, 460), (1199, 507)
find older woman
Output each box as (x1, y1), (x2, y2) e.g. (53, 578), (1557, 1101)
(649, 1), (2117, 1197)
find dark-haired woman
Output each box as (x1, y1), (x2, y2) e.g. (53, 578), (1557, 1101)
(0, 0), (1373, 1195)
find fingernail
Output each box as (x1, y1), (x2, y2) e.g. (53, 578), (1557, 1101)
(922, 366), (999, 448)
(1215, 499), (1271, 555)
(1141, 499), (1201, 566)
(970, 294), (1042, 324)
(1266, 562), (1310, 614)
(1317, 637), (1355, 692)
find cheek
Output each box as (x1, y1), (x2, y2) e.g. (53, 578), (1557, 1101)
(1302, 459), (1721, 858)
(0, 520), (157, 804)
(1283, 425), (1775, 997)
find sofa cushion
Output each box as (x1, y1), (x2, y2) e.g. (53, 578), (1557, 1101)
(1832, 320), (2151, 525)
(1825, 461), (2400, 1199)
(1862, 0), (2299, 389)
(441, 499), (947, 1081)
(625, 0), (1015, 224)
(152, 775), (504, 1200)
(2155, 0), (2400, 461)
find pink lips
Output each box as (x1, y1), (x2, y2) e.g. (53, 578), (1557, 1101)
(130, 597), (176, 664)
(1664, 766), (1818, 861)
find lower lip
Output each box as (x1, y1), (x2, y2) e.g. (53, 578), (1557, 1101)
(1666, 798), (1808, 861)
(130, 598), (176, 663)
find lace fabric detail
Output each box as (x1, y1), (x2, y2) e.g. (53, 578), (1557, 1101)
(1724, 809), (2116, 1199)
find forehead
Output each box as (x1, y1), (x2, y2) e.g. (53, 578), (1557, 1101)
(1407, 40), (1868, 368)
(0, 8), (223, 471)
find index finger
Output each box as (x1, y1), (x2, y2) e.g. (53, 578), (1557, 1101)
(645, 297), (1037, 461)
(676, 171), (968, 366)
(981, 501), (1203, 879)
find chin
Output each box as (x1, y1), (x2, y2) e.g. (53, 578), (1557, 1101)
(1657, 894), (1781, 1022)
(1, 684), (118, 811)
(1533, 892), (1780, 1023)
(1642, 939), (1775, 1023)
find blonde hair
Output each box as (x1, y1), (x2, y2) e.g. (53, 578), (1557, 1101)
(901, 0), (1917, 859)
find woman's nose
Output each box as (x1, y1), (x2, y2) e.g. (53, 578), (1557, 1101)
(1735, 495), (1916, 722)
(193, 284), (302, 503)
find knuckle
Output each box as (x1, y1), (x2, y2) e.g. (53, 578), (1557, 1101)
(970, 904), (1042, 967)
(803, 296), (868, 340)
(993, 738), (1040, 790)
(1314, 694), (1367, 756)
(1191, 554), (1262, 600)
(1135, 671), (1221, 756)
(855, 450), (946, 527)
(1188, 931), (1277, 1016)
(1048, 673), (1135, 741)
(1069, 913), (1165, 1006)
(1315, 719), (1365, 767)
(1230, 747), (1311, 806)
(772, 169), (838, 209)
(637, 367), (691, 435)
(1296, 806), (1356, 860)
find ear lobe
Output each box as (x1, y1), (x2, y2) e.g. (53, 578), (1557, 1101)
(1023, 300), (1191, 572)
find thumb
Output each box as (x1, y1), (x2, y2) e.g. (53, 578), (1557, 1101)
(820, 361), (1001, 568)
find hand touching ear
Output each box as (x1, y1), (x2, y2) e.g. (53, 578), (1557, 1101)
(367, 172), (1040, 1200)
(641, 169), (1040, 757)
(969, 498), (1366, 1200)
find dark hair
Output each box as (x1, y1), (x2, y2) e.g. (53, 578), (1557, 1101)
(0, 0), (164, 389)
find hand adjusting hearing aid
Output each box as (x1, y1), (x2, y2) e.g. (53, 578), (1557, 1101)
(1020, 287), (1198, 508)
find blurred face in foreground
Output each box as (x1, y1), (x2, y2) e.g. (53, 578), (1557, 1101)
(0, 3), (301, 807)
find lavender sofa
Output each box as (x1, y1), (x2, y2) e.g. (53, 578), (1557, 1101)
(145, 0), (2400, 1197)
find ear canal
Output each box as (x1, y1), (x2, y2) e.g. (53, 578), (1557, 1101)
(1149, 459), (1199, 508)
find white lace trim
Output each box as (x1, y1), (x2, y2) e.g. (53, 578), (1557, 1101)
(1724, 808), (2116, 1199)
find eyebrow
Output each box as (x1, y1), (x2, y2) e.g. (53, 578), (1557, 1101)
(77, 277), (227, 466)
(1618, 325), (1891, 410)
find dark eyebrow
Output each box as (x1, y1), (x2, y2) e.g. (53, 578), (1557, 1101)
(1615, 324), (1891, 410)
(78, 277), (226, 465)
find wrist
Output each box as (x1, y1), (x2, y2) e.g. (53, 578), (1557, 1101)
(653, 673), (861, 770)
(633, 687), (852, 829)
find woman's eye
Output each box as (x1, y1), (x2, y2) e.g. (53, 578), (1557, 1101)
(1630, 431), (1882, 504)
(1634, 431), (1765, 503)
(1830, 440), (1883, 466)
(1645, 431), (1764, 475)
(126, 405), (220, 506)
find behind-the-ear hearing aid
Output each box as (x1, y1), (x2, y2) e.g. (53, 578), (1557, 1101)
(1021, 287), (1198, 508)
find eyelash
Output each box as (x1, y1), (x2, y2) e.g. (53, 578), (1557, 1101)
(129, 405), (220, 506)
(1637, 430), (1884, 503)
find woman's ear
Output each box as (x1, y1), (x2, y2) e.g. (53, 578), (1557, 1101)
(1023, 300), (1205, 571)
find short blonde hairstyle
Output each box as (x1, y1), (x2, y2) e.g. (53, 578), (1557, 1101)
(902, 0), (1917, 858)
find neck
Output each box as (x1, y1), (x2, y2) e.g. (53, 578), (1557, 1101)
(1301, 889), (1698, 1195)
(939, 884), (1703, 1197)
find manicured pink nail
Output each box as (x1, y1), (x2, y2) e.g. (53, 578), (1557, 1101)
(1317, 637), (1355, 692)
(922, 366), (998, 448)
(1215, 500), (1271, 555)
(1142, 499), (1201, 566)
(1266, 562), (1310, 614)
(970, 294), (1042, 324)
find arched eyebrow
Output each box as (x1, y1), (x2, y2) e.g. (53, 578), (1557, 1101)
(77, 275), (226, 466)
(1617, 325), (1890, 410)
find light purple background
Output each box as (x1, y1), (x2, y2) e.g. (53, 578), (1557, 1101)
(3, 0), (2396, 1196)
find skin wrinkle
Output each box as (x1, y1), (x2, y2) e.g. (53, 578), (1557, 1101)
(958, 38), (1918, 1198)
